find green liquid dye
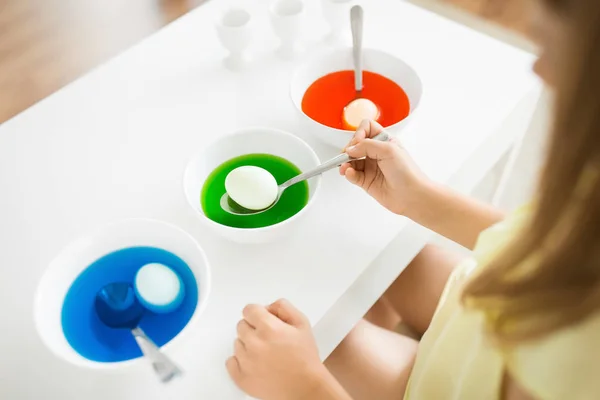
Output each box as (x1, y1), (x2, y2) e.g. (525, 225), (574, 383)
(201, 154), (309, 229)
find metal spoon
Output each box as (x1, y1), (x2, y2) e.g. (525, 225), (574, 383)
(350, 5), (364, 96)
(95, 282), (182, 383)
(220, 130), (391, 216)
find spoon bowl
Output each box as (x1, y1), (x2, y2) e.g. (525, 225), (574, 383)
(95, 282), (145, 329)
(220, 185), (285, 216)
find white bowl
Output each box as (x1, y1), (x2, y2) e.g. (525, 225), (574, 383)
(183, 127), (321, 244)
(290, 47), (423, 149)
(33, 218), (211, 370)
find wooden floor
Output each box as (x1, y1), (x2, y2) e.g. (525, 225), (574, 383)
(0, 0), (529, 124)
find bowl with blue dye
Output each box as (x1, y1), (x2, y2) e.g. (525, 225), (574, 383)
(33, 219), (211, 369)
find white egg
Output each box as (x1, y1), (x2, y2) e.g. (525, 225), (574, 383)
(343, 98), (381, 130)
(135, 263), (182, 306)
(225, 166), (278, 210)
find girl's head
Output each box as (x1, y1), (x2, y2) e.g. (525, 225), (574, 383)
(463, 0), (600, 344)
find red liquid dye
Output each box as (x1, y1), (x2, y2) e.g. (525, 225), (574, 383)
(301, 70), (410, 131)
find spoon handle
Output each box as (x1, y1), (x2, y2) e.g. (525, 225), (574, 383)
(281, 130), (391, 189)
(280, 153), (351, 189)
(351, 5), (364, 92)
(132, 326), (183, 383)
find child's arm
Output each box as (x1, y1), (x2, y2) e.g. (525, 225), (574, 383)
(405, 180), (506, 249)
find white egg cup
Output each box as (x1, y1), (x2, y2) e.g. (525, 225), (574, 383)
(321, 0), (354, 45)
(269, 0), (306, 60)
(215, 8), (253, 71)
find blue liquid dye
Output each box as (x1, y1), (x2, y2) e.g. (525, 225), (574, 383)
(61, 246), (198, 362)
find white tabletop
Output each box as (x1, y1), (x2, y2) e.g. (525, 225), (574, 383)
(0, 0), (539, 398)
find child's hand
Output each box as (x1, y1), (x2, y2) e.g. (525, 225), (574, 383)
(340, 119), (428, 216)
(226, 299), (328, 400)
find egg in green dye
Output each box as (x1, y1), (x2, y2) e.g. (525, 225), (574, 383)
(201, 154), (309, 229)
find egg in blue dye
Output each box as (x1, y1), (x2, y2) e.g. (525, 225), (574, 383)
(61, 246), (198, 363)
(134, 263), (185, 314)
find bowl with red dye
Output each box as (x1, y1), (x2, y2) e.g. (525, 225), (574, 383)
(290, 47), (423, 149)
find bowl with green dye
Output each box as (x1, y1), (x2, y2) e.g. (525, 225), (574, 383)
(183, 127), (321, 243)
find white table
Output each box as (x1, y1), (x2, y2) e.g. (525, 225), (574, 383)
(0, 0), (540, 398)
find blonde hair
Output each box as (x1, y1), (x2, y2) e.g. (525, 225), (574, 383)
(462, 0), (600, 344)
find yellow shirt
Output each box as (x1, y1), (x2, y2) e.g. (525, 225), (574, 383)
(404, 205), (600, 400)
